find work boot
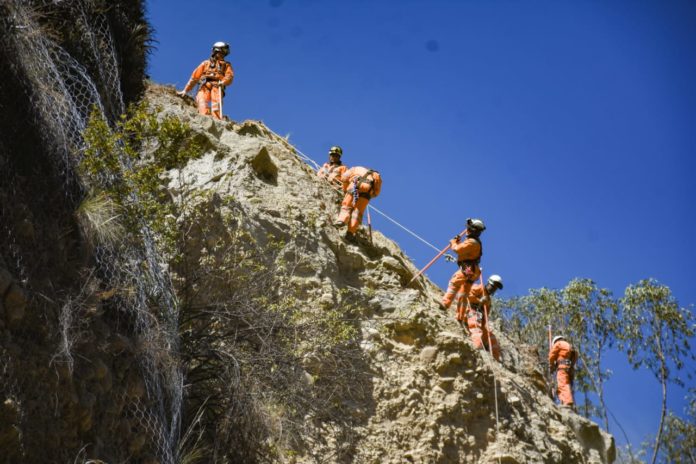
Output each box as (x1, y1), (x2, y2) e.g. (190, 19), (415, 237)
(344, 232), (357, 243)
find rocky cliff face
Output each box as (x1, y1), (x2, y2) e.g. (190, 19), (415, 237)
(0, 73), (615, 461)
(145, 85), (616, 463)
(0, 3), (616, 457)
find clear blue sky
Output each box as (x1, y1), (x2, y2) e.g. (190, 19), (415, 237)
(147, 0), (696, 450)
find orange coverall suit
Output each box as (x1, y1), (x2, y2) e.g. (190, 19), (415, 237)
(441, 236), (482, 319)
(317, 162), (347, 187)
(549, 340), (576, 406)
(336, 167), (379, 234)
(465, 283), (501, 361)
(183, 58), (234, 119)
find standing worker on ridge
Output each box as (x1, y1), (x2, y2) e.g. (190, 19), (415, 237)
(464, 274), (504, 361)
(440, 218), (486, 319)
(333, 166), (382, 243)
(177, 42), (234, 119)
(317, 146), (347, 187)
(549, 335), (577, 409)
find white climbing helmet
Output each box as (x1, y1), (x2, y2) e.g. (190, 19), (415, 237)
(212, 41), (230, 57)
(466, 217), (486, 234)
(552, 335), (566, 345)
(487, 274), (503, 290)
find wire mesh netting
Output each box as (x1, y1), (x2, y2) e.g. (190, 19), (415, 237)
(0, 1), (182, 462)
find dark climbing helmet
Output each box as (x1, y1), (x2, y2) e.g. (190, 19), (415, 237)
(212, 41), (230, 57)
(329, 146), (343, 157)
(466, 218), (486, 234)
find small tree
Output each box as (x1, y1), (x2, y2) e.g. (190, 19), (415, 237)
(657, 389), (696, 464)
(561, 279), (618, 431)
(499, 279), (618, 426)
(619, 279), (696, 464)
(498, 287), (561, 354)
(615, 442), (648, 464)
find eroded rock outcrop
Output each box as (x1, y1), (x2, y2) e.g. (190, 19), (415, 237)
(148, 85), (616, 463)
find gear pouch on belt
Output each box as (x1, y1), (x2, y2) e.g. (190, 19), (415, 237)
(357, 182), (372, 194)
(356, 170), (382, 198)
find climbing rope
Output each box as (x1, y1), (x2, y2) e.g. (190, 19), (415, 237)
(293, 146), (322, 171)
(548, 324), (556, 401)
(364, 204), (441, 253)
(479, 270), (503, 464)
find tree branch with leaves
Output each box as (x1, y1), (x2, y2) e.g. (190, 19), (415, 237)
(619, 279), (696, 464)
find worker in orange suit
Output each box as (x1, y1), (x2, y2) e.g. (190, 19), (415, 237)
(333, 166), (381, 242)
(440, 218), (485, 319)
(549, 335), (577, 408)
(464, 274), (503, 361)
(317, 146), (347, 187)
(177, 41), (234, 119)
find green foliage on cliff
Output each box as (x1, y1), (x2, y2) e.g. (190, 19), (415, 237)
(80, 101), (207, 255)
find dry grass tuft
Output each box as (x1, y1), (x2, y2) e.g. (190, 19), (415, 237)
(76, 192), (125, 247)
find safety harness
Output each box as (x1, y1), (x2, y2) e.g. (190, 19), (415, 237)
(351, 170), (376, 205)
(554, 342), (577, 372)
(200, 59), (230, 93)
(458, 235), (483, 279)
(466, 306), (483, 325)
(467, 306), (486, 325)
(358, 170), (376, 195)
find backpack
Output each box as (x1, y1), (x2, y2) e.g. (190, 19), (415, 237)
(369, 171), (382, 197)
(569, 344), (578, 367)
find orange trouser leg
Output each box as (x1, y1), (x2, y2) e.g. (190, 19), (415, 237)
(454, 288), (472, 321)
(486, 332), (500, 361)
(556, 369), (574, 405)
(442, 270), (474, 312)
(470, 328), (485, 349)
(211, 86), (222, 120)
(348, 197), (369, 234)
(469, 329), (500, 361)
(336, 194), (369, 234)
(195, 87), (212, 115)
(336, 193), (354, 225)
(489, 333), (500, 361)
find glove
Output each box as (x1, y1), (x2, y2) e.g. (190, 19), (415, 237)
(176, 90), (186, 97)
(453, 234), (461, 242)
